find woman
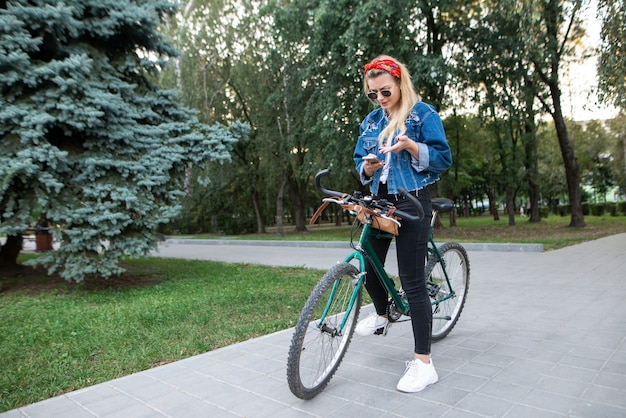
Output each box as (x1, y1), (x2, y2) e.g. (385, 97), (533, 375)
(354, 55), (452, 393)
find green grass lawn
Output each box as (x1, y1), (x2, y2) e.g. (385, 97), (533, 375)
(431, 213), (626, 250)
(189, 213), (626, 251)
(0, 258), (322, 412)
(1, 213), (626, 411)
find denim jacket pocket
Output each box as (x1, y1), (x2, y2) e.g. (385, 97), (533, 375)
(362, 138), (378, 154)
(406, 120), (422, 143)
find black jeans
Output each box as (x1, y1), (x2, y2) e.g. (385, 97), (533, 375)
(364, 185), (433, 355)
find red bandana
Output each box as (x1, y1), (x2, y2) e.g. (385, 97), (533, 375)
(364, 59), (401, 79)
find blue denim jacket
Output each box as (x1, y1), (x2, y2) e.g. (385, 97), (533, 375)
(354, 101), (452, 195)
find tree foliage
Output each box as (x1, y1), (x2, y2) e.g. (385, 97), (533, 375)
(0, 0), (244, 281)
(159, 0), (625, 237)
(453, 0), (588, 226)
(524, 0), (587, 226)
(597, 0), (626, 110)
(163, 0), (488, 233)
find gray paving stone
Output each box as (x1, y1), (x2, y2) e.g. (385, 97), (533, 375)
(547, 363), (602, 383)
(477, 380), (532, 402)
(569, 401), (626, 418)
(503, 404), (564, 418)
(160, 398), (238, 417)
(455, 392), (515, 417)
(582, 384), (626, 408)
(388, 395), (452, 417)
(594, 370), (626, 390)
(519, 388), (584, 415)
(535, 375), (589, 398)
(13, 397), (95, 418)
(441, 372), (489, 392)
(455, 361), (503, 379)
(604, 358), (626, 375)
(3, 233), (626, 418)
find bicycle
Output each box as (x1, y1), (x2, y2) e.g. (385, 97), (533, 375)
(286, 168), (470, 400)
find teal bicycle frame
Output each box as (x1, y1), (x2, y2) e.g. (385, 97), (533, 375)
(324, 209), (457, 336)
(321, 220), (404, 336)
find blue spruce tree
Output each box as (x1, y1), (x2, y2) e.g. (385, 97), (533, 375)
(0, 0), (246, 281)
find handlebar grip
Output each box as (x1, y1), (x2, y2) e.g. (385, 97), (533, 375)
(314, 169), (425, 221)
(314, 169), (344, 198)
(397, 187), (425, 220)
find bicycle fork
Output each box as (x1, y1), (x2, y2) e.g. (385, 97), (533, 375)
(317, 271), (365, 337)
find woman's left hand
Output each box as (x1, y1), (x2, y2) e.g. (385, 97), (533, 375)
(380, 135), (418, 157)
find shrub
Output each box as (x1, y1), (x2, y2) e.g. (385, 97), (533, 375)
(591, 203), (605, 216)
(581, 202), (590, 216)
(605, 202), (618, 216)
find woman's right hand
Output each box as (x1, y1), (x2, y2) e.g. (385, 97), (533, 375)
(363, 156), (384, 177)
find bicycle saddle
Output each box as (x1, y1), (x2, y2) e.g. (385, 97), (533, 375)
(431, 198), (454, 214)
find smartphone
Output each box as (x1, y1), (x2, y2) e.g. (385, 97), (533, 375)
(363, 154), (380, 162)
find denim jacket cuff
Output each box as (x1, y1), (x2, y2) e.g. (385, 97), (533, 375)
(360, 171), (374, 185)
(412, 142), (430, 172)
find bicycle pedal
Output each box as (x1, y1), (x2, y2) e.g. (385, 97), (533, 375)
(373, 322), (391, 336)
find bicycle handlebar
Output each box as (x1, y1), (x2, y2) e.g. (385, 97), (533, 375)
(314, 168), (344, 198)
(397, 186), (425, 220)
(314, 169), (424, 221)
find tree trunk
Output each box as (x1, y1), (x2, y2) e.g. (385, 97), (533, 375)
(521, 90), (542, 223)
(525, 134), (541, 223)
(275, 174), (288, 236)
(0, 234), (23, 269)
(506, 189), (516, 226)
(486, 162), (500, 221)
(448, 118), (459, 228)
(334, 205), (342, 226)
(288, 176), (308, 233)
(462, 194), (471, 217)
(539, 0), (585, 227)
(447, 209), (457, 228)
(251, 185), (265, 234)
(528, 183), (541, 222)
(552, 103), (585, 227)
(487, 191), (499, 221)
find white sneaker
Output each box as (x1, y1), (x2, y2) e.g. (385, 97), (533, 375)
(355, 313), (389, 336)
(396, 358), (439, 393)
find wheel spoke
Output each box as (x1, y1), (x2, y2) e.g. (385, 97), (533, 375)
(286, 263), (361, 399)
(426, 243), (470, 341)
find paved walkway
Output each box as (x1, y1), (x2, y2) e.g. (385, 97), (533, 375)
(2, 234), (626, 417)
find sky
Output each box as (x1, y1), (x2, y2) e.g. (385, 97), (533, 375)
(561, 1), (619, 121)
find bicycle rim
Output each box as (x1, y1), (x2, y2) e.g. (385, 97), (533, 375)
(427, 242), (470, 341)
(286, 263), (361, 399)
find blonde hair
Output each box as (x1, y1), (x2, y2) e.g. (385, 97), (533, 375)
(363, 55), (420, 146)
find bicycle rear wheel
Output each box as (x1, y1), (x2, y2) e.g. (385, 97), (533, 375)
(426, 242), (470, 341)
(286, 262), (361, 399)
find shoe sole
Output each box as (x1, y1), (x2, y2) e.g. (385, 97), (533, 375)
(396, 377), (438, 393)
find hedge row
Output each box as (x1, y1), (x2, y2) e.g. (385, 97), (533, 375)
(544, 201), (626, 218)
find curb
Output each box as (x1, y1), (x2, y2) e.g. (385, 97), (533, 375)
(163, 238), (544, 252)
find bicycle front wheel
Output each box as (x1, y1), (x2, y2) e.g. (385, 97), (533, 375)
(426, 242), (470, 341)
(286, 262), (362, 400)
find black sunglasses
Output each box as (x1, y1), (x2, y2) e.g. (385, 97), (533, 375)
(367, 90), (392, 100)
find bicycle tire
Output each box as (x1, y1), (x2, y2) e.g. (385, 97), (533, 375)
(426, 242), (470, 341)
(286, 262), (362, 399)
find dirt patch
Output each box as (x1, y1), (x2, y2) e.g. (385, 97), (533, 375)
(0, 264), (161, 296)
